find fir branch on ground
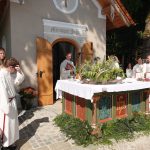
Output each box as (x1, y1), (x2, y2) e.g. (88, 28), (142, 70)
(53, 113), (150, 146)
(54, 113), (95, 146)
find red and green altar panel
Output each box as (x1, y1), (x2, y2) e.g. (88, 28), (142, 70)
(62, 90), (149, 124)
(56, 80), (150, 125)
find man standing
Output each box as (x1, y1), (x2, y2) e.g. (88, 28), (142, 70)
(60, 52), (76, 79)
(0, 58), (24, 150)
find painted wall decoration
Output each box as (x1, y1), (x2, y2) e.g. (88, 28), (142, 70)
(76, 97), (86, 120)
(144, 91), (150, 112)
(99, 96), (112, 121)
(131, 92), (141, 112)
(116, 94), (127, 118)
(65, 93), (73, 114)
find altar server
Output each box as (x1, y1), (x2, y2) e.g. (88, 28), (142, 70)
(0, 58), (23, 149)
(60, 52), (76, 79)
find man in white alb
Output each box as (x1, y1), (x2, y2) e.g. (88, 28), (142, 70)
(0, 58), (24, 150)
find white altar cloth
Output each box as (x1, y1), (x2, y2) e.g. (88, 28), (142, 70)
(55, 80), (150, 101)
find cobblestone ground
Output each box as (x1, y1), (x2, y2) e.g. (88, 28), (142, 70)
(17, 100), (150, 150)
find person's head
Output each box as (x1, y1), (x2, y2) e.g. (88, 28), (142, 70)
(109, 55), (119, 63)
(146, 54), (150, 63)
(127, 63), (132, 69)
(66, 52), (72, 61)
(0, 47), (6, 66)
(4, 57), (19, 74)
(136, 57), (142, 65)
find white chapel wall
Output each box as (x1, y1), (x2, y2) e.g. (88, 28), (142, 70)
(10, 0), (106, 86)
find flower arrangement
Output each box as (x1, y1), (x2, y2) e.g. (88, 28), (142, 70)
(19, 87), (37, 99)
(77, 56), (125, 84)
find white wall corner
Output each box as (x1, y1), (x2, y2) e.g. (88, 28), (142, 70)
(91, 0), (106, 19)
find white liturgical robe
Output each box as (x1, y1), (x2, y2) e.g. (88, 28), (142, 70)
(132, 64), (144, 79)
(60, 59), (75, 79)
(10, 70), (25, 92)
(0, 69), (19, 147)
(126, 68), (133, 78)
(143, 63), (150, 78)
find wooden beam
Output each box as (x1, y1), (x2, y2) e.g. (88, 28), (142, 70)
(101, 5), (111, 15)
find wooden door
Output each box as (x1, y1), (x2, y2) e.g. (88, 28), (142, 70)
(36, 37), (53, 106)
(81, 42), (93, 63)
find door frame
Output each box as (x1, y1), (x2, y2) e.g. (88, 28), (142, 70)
(52, 38), (80, 65)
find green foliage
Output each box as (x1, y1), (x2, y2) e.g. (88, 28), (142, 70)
(78, 57), (125, 83)
(101, 113), (150, 143)
(54, 113), (150, 146)
(54, 113), (94, 146)
(107, 1), (150, 65)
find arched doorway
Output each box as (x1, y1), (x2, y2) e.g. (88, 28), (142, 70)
(52, 40), (78, 100)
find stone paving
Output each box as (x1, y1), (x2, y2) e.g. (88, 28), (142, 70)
(17, 100), (150, 150)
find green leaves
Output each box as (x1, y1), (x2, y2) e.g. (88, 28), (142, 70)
(78, 57), (125, 83)
(54, 113), (150, 146)
(101, 113), (150, 143)
(54, 113), (93, 146)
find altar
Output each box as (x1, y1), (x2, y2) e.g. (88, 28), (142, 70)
(55, 80), (150, 125)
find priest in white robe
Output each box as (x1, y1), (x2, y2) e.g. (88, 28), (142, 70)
(132, 57), (144, 79)
(60, 52), (76, 79)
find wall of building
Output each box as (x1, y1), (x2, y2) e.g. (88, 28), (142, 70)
(10, 0), (106, 86)
(0, 3), (11, 57)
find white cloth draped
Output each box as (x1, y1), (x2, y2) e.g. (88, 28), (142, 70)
(55, 80), (150, 102)
(0, 69), (19, 147)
